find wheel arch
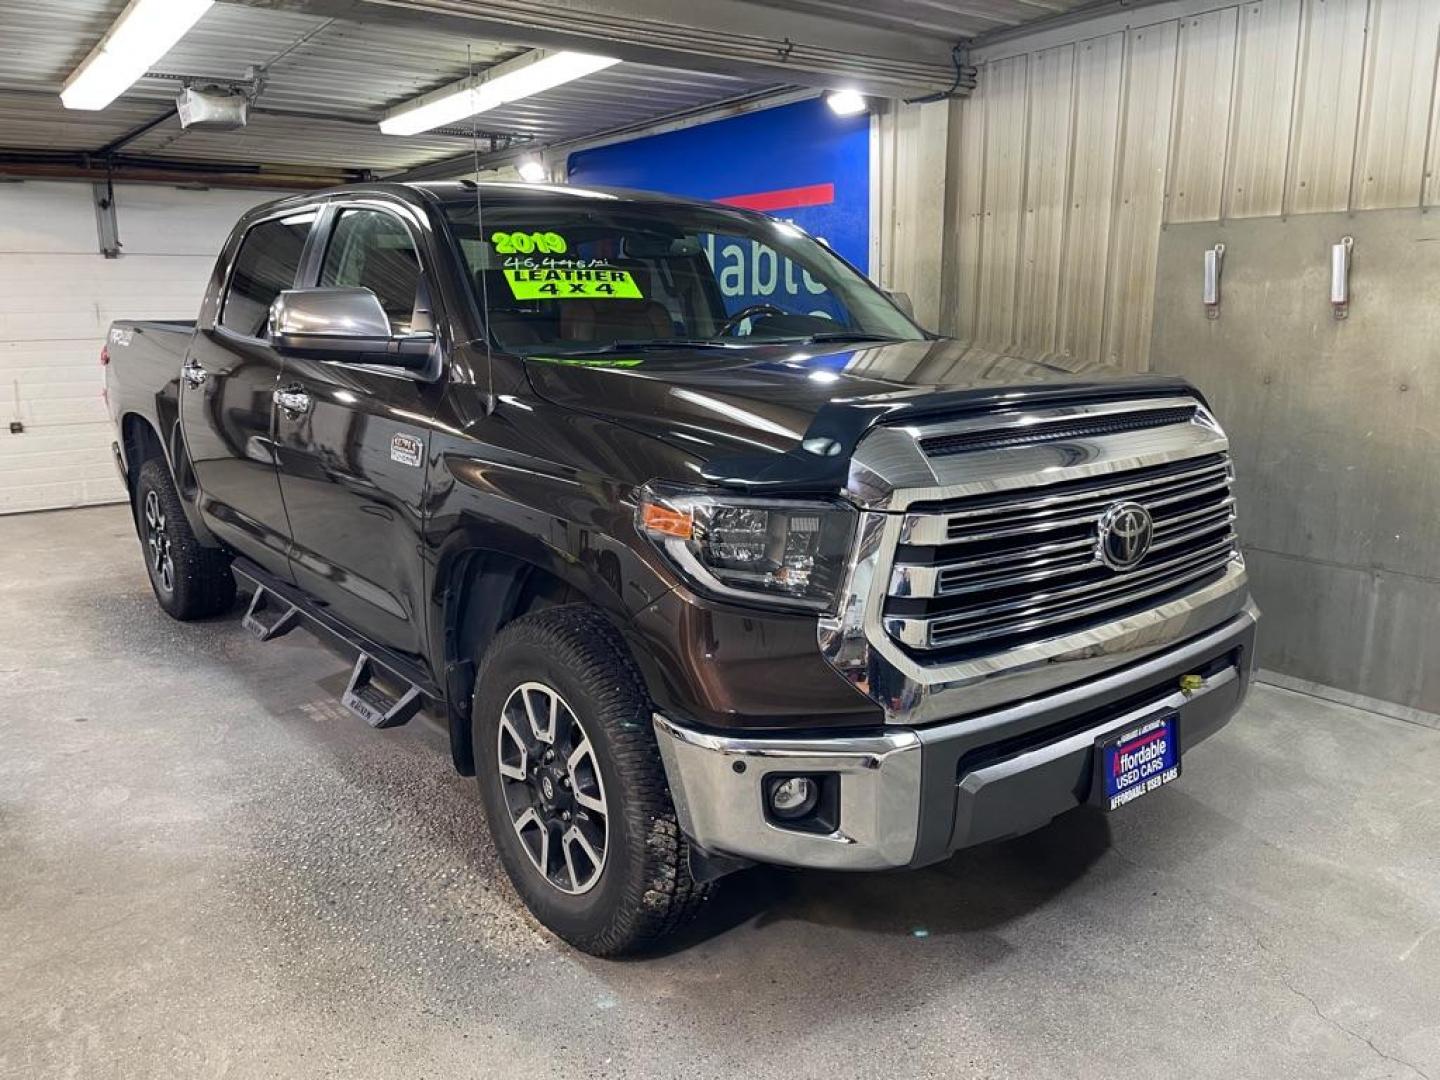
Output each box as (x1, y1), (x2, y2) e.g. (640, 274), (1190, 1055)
(439, 548), (585, 776)
(119, 412), (166, 496)
(119, 409), (212, 542)
(434, 529), (659, 777)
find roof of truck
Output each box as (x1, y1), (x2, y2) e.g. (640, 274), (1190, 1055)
(245, 179), (743, 222)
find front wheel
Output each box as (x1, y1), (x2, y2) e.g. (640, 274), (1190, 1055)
(472, 606), (711, 955)
(134, 458), (235, 620)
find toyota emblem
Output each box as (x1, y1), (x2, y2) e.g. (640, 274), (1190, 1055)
(1096, 501), (1154, 570)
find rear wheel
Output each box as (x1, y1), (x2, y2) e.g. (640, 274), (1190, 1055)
(134, 458), (235, 620)
(472, 605), (712, 956)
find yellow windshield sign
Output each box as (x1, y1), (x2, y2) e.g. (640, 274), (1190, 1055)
(503, 267), (643, 300)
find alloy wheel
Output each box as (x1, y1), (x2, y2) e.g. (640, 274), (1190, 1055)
(496, 681), (609, 895)
(143, 489), (175, 594)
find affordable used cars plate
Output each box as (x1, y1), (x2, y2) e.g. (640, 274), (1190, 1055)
(1096, 710), (1180, 811)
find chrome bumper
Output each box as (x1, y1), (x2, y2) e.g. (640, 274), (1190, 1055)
(654, 602), (1258, 871)
(653, 717), (923, 870)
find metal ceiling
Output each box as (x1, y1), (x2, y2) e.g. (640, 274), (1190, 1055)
(737, 0), (1098, 40)
(0, 0), (784, 178)
(0, 0), (1090, 181)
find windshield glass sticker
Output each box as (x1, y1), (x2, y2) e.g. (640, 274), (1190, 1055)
(503, 267), (643, 300)
(494, 230), (643, 301)
(390, 432), (423, 467)
(491, 230), (568, 255)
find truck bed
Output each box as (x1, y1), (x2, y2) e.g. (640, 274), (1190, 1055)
(104, 319), (197, 468)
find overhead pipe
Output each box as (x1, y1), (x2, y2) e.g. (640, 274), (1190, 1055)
(0, 158), (350, 190)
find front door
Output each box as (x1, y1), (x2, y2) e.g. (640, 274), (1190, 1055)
(179, 210), (315, 577)
(270, 204), (438, 658)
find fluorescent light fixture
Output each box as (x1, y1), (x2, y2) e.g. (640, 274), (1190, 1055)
(516, 157), (548, 183)
(825, 89), (867, 117)
(61, 0), (214, 111)
(381, 49), (619, 137)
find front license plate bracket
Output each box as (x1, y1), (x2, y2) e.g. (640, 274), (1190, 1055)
(1093, 709), (1181, 811)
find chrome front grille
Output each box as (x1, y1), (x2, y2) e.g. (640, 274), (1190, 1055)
(818, 393), (1253, 725)
(882, 452), (1240, 654)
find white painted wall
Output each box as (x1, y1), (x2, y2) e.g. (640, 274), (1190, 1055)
(0, 181), (287, 514)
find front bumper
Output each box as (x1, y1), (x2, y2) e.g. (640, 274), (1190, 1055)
(653, 601), (1258, 871)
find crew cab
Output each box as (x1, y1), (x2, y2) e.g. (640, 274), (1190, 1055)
(103, 181), (1258, 955)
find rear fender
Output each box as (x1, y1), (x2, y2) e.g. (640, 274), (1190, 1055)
(119, 411), (217, 545)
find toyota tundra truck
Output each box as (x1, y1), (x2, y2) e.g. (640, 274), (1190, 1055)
(103, 181), (1258, 955)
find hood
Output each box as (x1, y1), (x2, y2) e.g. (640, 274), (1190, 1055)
(522, 338), (1197, 494)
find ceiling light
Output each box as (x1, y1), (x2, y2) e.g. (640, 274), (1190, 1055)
(516, 157), (547, 183)
(381, 49), (619, 137)
(825, 89), (867, 117)
(61, 0), (214, 111)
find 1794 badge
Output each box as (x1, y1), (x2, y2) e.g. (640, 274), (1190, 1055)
(390, 432), (423, 467)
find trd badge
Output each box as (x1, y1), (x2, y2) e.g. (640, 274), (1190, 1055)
(390, 432), (423, 467)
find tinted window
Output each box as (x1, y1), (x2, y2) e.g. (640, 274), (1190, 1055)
(442, 201), (921, 355)
(220, 215), (312, 337)
(320, 209), (422, 334)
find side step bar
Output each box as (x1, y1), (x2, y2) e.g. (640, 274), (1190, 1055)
(232, 558), (439, 729)
(343, 654), (423, 729)
(242, 586), (300, 641)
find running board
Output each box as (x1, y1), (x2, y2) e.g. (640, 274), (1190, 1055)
(242, 585), (300, 641)
(342, 653), (423, 729)
(232, 558), (439, 729)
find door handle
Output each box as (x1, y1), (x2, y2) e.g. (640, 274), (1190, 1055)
(181, 358), (208, 388)
(273, 385), (312, 417)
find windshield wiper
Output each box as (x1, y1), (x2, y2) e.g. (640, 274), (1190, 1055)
(527, 338), (737, 357)
(797, 331), (907, 345)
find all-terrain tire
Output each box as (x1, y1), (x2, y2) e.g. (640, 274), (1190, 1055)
(134, 457), (236, 620)
(472, 605), (712, 956)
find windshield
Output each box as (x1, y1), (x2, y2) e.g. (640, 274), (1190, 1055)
(442, 196), (923, 356)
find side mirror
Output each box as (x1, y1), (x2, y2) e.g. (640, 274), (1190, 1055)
(885, 290), (916, 319)
(270, 287), (433, 369)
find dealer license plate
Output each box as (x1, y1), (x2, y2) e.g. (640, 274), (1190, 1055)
(1096, 710), (1180, 811)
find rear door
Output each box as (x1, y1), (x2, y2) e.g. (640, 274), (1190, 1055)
(180, 209), (315, 577)
(269, 200), (440, 659)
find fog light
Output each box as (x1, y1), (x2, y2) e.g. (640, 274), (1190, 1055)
(769, 776), (818, 820)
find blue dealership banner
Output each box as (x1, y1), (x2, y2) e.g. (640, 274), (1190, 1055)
(566, 97), (872, 283)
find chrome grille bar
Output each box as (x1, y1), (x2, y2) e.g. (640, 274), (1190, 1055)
(886, 543), (1239, 649)
(925, 514), (1234, 599)
(889, 472), (1238, 601)
(927, 458), (1229, 523)
(902, 457), (1232, 547)
(880, 420), (1240, 651)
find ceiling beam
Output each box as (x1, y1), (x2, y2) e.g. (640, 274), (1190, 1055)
(0, 155), (352, 189)
(221, 0), (967, 99)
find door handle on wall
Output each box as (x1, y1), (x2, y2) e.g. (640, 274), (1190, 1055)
(181, 359), (208, 388)
(273, 385), (312, 416)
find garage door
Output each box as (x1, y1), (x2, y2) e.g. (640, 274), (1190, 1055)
(0, 181), (283, 514)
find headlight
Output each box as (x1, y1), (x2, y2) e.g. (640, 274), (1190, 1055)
(636, 483), (858, 612)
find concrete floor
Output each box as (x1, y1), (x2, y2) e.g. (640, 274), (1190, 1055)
(2, 505), (1438, 1080)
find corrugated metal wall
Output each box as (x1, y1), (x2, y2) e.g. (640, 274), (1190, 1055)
(933, 0), (1440, 370)
(873, 100), (951, 328)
